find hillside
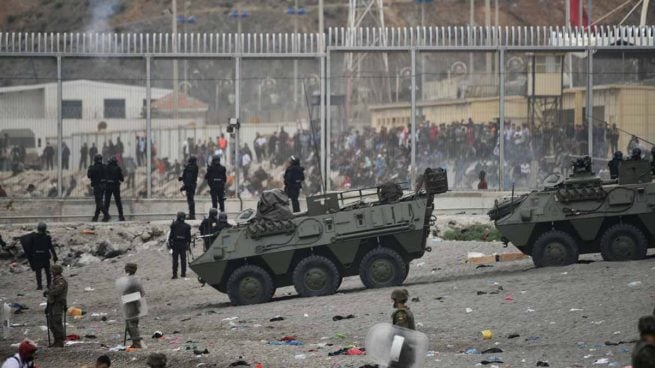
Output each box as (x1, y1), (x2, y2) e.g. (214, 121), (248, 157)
(1, 0), (653, 34)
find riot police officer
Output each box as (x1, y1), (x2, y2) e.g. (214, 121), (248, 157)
(87, 154), (110, 222)
(24, 222), (58, 290)
(199, 208), (219, 251)
(631, 147), (643, 160)
(608, 151), (623, 179)
(283, 156), (305, 213)
(205, 155), (227, 212)
(104, 156), (125, 221)
(179, 156), (199, 220)
(168, 212), (191, 279)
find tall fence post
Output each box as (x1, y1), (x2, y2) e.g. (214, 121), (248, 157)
(56, 55), (63, 198)
(587, 46), (594, 157)
(498, 48), (505, 191)
(320, 54), (327, 192)
(234, 56), (241, 210)
(146, 55), (152, 198)
(325, 50), (332, 192)
(410, 48), (417, 189)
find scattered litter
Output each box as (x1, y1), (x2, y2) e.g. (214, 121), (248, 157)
(108, 344), (126, 352)
(591, 321), (605, 325)
(10, 303), (28, 314)
(193, 348), (209, 355)
(66, 334), (81, 341)
(294, 354), (306, 360)
(481, 330), (493, 340)
(39, 302), (47, 307)
(329, 347), (366, 356)
(536, 361), (550, 367)
(477, 291), (488, 295)
(593, 358), (610, 365)
(39, 326), (48, 332)
(525, 336), (540, 342)
(228, 360), (250, 366)
(605, 339), (637, 346)
(152, 331), (164, 339)
(569, 308), (584, 312)
(482, 348), (503, 354)
(81, 229), (96, 235)
(627, 281), (642, 288)
(303, 314), (309, 317)
(269, 316), (285, 322)
(415, 262), (425, 267)
(411, 297), (420, 302)
(332, 314), (355, 321)
(67, 306), (85, 316)
(465, 308), (473, 313)
(335, 333), (347, 339)
(504, 295), (514, 301)
(481, 356), (504, 365)
(464, 348), (480, 355)
(476, 264), (494, 269)
(561, 272), (568, 275)
(84, 334), (97, 339)
(526, 308), (536, 313)
(222, 317), (239, 322)
(84, 287), (95, 292)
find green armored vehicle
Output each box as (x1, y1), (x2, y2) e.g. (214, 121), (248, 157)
(489, 156), (655, 267)
(190, 168), (448, 305)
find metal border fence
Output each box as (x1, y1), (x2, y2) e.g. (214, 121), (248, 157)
(0, 25), (653, 197)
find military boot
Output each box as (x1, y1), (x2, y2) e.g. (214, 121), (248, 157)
(102, 214), (111, 222)
(130, 340), (142, 349)
(119, 215), (126, 221)
(50, 340), (64, 348)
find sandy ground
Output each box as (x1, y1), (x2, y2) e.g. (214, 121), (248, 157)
(0, 223), (654, 368)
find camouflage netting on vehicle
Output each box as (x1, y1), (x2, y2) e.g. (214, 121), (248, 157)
(248, 189), (296, 239)
(377, 182), (403, 204)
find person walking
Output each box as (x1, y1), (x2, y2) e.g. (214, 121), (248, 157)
(44, 264), (67, 347)
(104, 157), (125, 221)
(205, 155), (226, 212)
(283, 156), (305, 213)
(87, 154), (110, 222)
(122, 263), (144, 349)
(79, 143), (89, 170)
(22, 222), (58, 290)
(168, 212), (191, 279)
(179, 156), (199, 219)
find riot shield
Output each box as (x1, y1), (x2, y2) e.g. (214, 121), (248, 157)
(365, 323), (429, 368)
(115, 276), (148, 320)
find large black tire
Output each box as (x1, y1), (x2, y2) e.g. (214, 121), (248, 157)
(226, 265), (275, 306)
(359, 248), (407, 288)
(599, 223), (648, 262)
(292, 255), (341, 297)
(531, 230), (579, 268)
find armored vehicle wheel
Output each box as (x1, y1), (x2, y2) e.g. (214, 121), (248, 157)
(599, 223), (648, 262)
(292, 255), (341, 297)
(226, 265), (275, 305)
(359, 248), (407, 288)
(532, 230), (578, 268)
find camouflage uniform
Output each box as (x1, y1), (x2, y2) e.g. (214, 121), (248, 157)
(392, 306), (416, 330)
(46, 265), (68, 347)
(123, 263), (144, 348)
(389, 289), (416, 368)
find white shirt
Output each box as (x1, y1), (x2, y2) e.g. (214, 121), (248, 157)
(2, 354), (32, 368)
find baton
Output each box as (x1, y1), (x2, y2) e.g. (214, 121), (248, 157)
(45, 305), (51, 346)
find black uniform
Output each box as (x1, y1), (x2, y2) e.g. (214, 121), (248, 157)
(104, 160), (125, 220)
(168, 219), (191, 278)
(180, 160), (199, 219)
(22, 231), (58, 289)
(199, 215), (219, 251)
(87, 161), (109, 221)
(284, 161), (305, 213)
(608, 158), (621, 179)
(205, 161), (227, 212)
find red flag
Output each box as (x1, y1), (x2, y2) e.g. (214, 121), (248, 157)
(570, 0), (589, 27)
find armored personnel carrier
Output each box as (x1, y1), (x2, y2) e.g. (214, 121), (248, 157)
(190, 168), (448, 305)
(489, 156), (655, 268)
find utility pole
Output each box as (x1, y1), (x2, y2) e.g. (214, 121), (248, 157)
(293, 0), (299, 109)
(183, 1), (190, 95)
(172, 0), (179, 119)
(469, 0), (475, 76)
(485, 0), (491, 75)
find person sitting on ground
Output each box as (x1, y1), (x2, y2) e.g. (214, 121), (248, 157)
(391, 288), (415, 330)
(1, 340), (37, 368)
(96, 355), (111, 368)
(633, 315), (655, 368)
(146, 353), (167, 368)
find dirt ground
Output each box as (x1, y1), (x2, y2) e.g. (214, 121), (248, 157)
(0, 221), (653, 368)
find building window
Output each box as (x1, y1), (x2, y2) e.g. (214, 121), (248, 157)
(62, 100), (82, 119)
(104, 99), (126, 119)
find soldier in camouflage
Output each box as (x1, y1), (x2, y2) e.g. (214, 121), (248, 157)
(123, 262), (144, 349)
(391, 289), (415, 330)
(44, 264), (68, 347)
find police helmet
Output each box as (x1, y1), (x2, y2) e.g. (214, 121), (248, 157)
(108, 156), (118, 164)
(218, 213), (228, 222)
(37, 222), (47, 232)
(176, 211), (186, 221)
(212, 154), (221, 164)
(209, 208), (218, 217)
(94, 154), (103, 163)
(632, 147), (642, 159)
(613, 151), (623, 160)
(51, 264), (63, 275)
(391, 288), (409, 303)
(289, 155), (300, 165)
(188, 155), (197, 164)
